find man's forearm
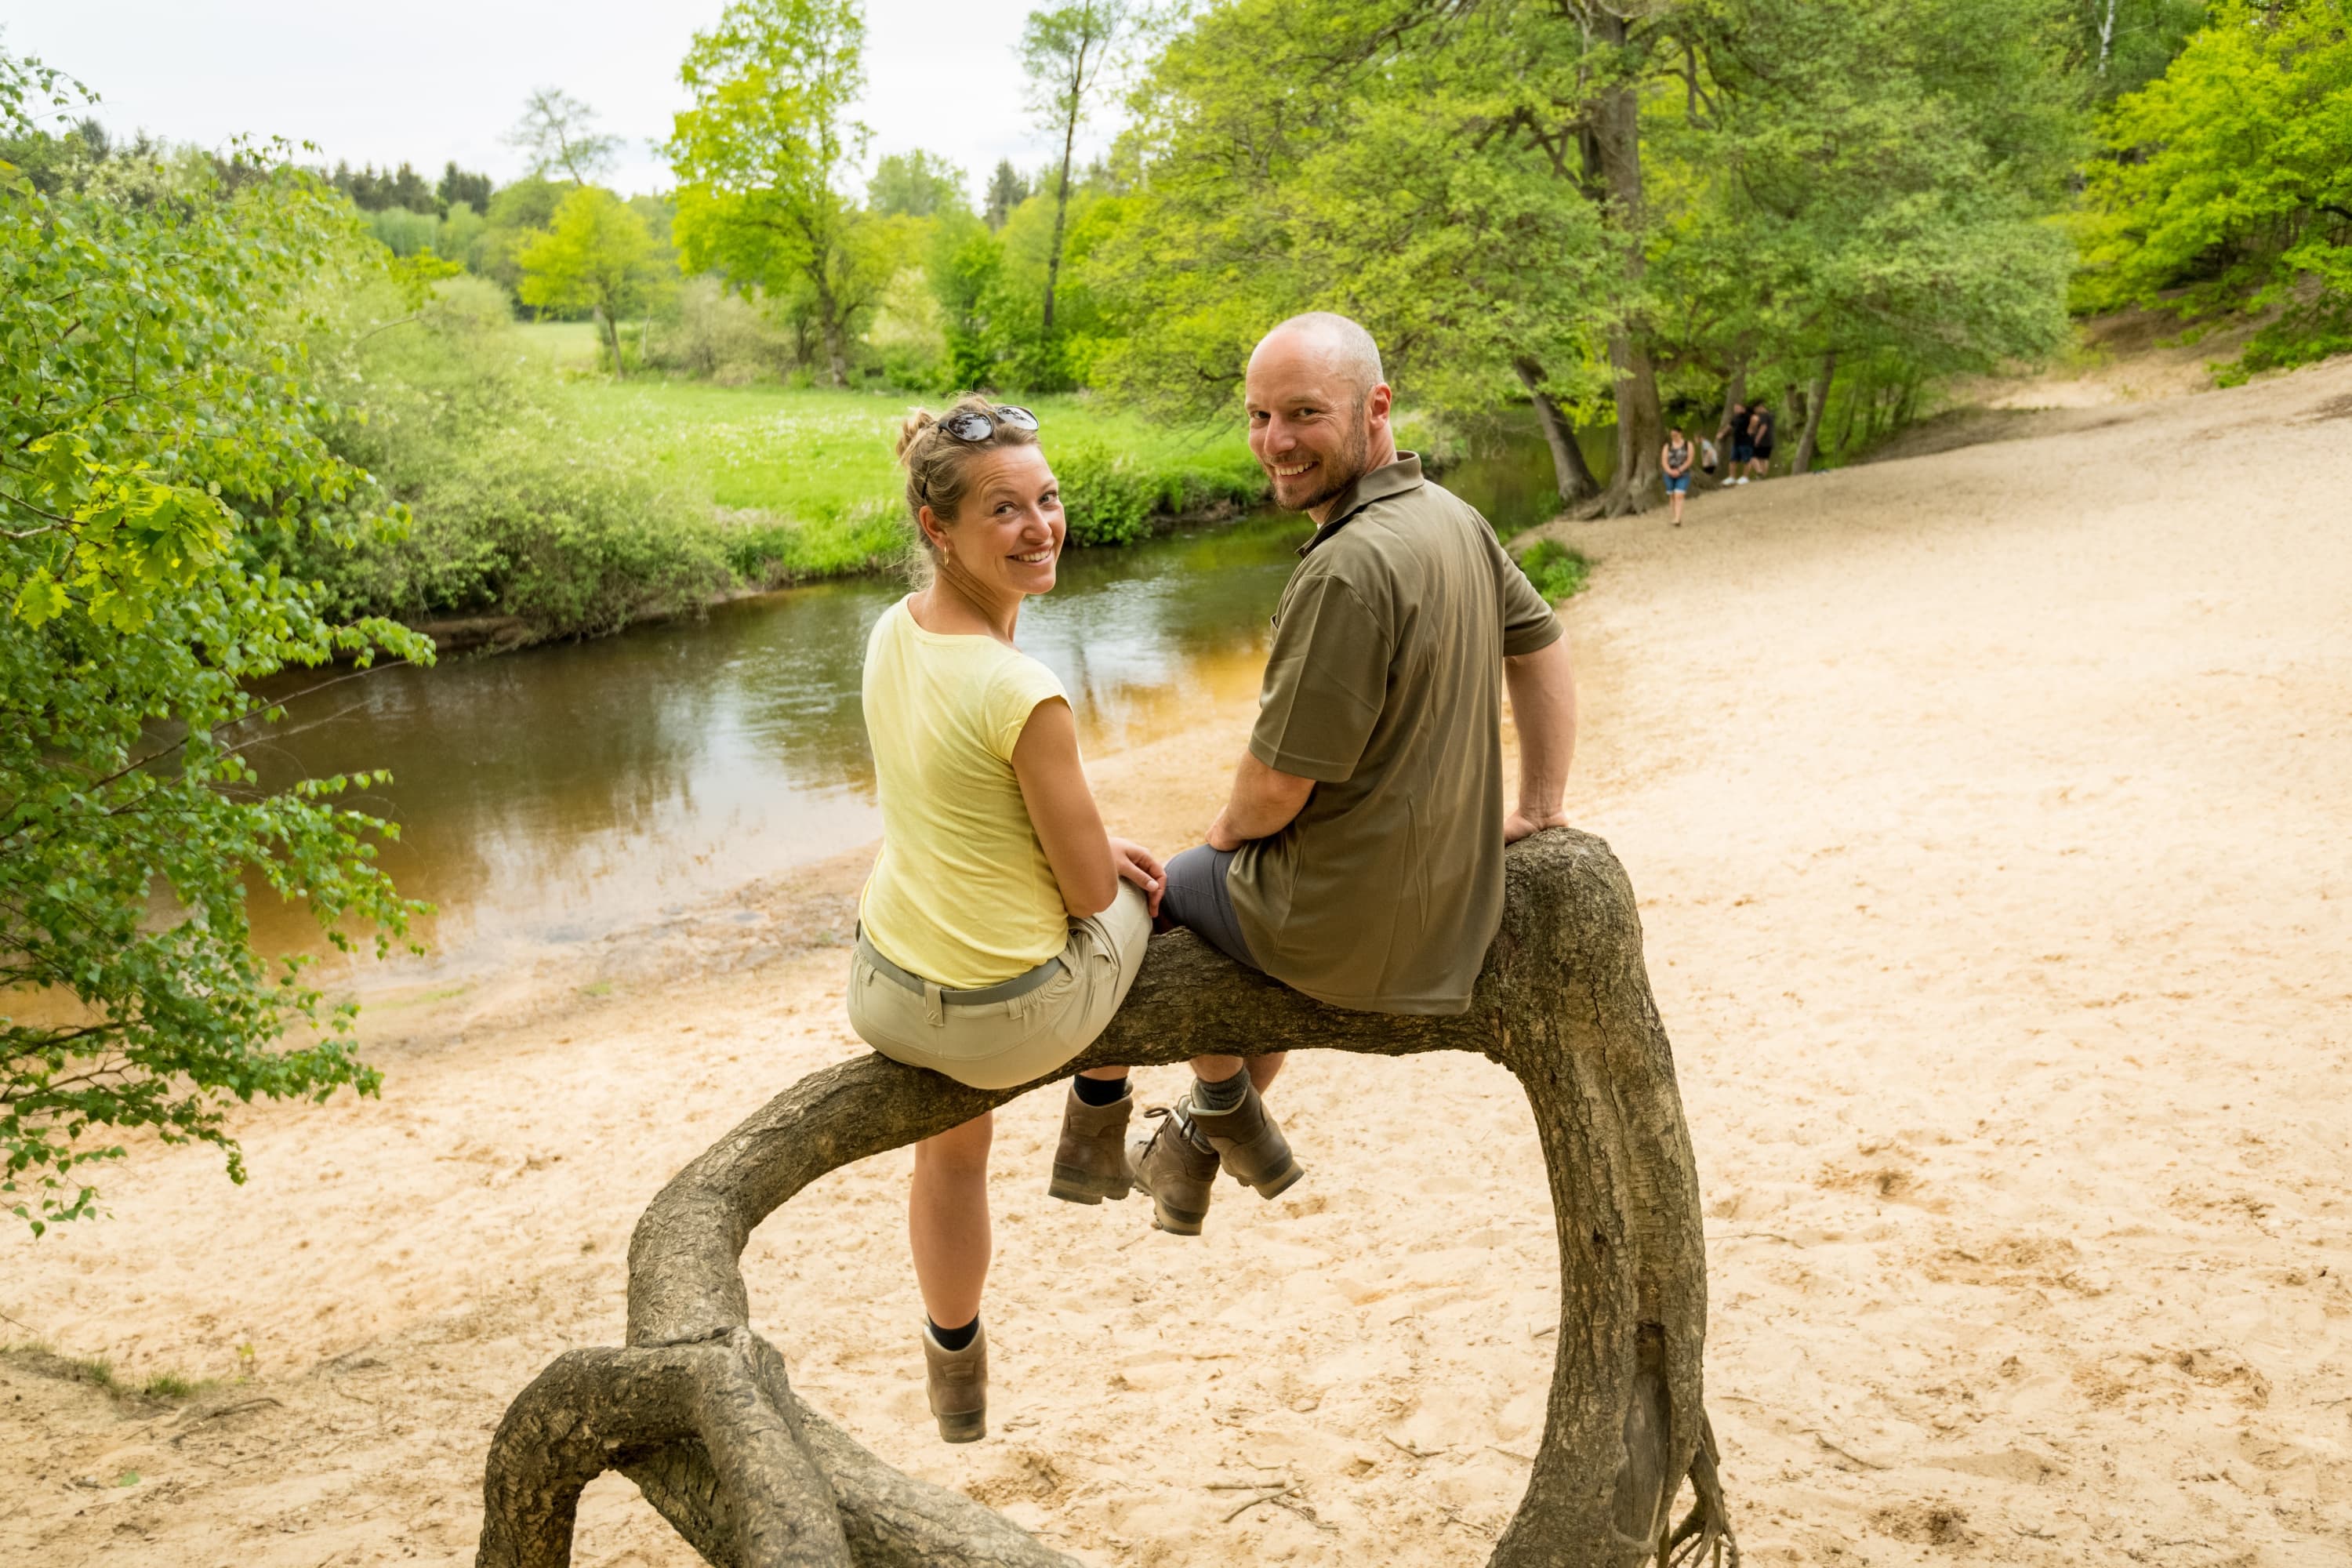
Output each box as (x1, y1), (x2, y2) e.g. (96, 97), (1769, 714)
(1504, 637), (1577, 824)
(1209, 750), (1316, 848)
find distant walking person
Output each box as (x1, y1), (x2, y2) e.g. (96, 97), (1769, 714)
(1746, 402), (1776, 481)
(1722, 401), (1753, 486)
(1661, 426), (1695, 525)
(846, 396), (1171, 1445)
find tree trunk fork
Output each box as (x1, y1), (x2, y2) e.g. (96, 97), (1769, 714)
(476, 830), (1738, 1567)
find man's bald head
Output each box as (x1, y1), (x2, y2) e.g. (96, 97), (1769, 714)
(1251, 312), (1386, 408)
(1243, 312), (1398, 523)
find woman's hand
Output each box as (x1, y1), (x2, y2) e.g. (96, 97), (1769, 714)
(1108, 837), (1165, 916)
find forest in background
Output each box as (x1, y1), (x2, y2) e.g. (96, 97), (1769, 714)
(8, 0), (2340, 632)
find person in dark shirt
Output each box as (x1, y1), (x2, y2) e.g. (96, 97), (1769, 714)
(1747, 404), (1776, 481)
(1722, 401), (1752, 485)
(1103, 311), (1579, 1240)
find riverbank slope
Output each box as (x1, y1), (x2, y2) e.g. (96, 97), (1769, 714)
(5, 355), (2349, 1565)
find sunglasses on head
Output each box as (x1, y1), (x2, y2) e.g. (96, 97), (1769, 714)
(938, 405), (1040, 442)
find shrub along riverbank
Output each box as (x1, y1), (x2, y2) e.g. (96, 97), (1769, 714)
(284, 290), (1269, 645)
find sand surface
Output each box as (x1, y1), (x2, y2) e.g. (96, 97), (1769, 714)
(5, 358), (2350, 1566)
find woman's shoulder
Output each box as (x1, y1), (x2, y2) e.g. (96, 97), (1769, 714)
(985, 641), (1066, 706)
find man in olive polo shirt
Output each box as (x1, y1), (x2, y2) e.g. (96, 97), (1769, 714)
(1118, 311), (1580, 1236)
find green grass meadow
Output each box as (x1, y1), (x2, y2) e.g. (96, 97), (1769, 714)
(545, 333), (1267, 584)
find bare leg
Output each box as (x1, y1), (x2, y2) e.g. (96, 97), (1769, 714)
(1078, 1065), (1127, 1083)
(909, 1111), (992, 1329)
(1671, 490), (1685, 525)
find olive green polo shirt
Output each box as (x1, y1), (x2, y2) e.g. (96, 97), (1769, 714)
(1228, 454), (1563, 1014)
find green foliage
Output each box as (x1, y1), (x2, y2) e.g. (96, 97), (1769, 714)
(561, 379), (1264, 575)
(869, 150), (969, 218)
(670, 0), (903, 387)
(1083, 0), (1613, 421)
(1086, 0), (2082, 470)
(475, 176), (568, 296)
(2078, 0), (2352, 377)
(290, 278), (731, 637)
(437, 161), (493, 213)
(329, 158), (434, 212)
(1650, 0), (2079, 437)
(983, 158), (1030, 230)
(365, 205), (441, 256)
(645, 275), (798, 379)
(0, 52), (428, 1233)
(517, 185), (667, 372)
(1516, 539), (1590, 602)
(2066, 0), (2209, 101)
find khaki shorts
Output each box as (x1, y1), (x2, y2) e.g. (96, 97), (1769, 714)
(846, 883), (1152, 1091)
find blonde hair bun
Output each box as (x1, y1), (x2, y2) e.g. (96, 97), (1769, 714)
(894, 408), (939, 465)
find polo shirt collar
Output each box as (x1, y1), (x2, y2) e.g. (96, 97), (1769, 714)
(1297, 452), (1424, 557)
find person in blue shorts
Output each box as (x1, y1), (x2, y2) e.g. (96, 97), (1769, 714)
(1661, 426), (1694, 526)
(1721, 401), (1754, 485)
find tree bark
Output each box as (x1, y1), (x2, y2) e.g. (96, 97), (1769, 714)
(478, 831), (1736, 1568)
(1580, 27), (1665, 521)
(1043, 82), (1083, 335)
(1791, 350), (1837, 474)
(595, 305), (626, 382)
(1515, 356), (1602, 508)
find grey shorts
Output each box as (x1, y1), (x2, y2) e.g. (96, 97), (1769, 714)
(1159, 844), (1261, 971)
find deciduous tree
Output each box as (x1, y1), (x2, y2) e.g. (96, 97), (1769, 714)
(508, 87), (622, 185)
(0, 52), (427, 1233)
(517, 184), (665, 376)
(866, 149), (966, 219)
(2078, 0), (2352, 379)
(1020, 0), (1131, 335)
(668, 0), (898, 387)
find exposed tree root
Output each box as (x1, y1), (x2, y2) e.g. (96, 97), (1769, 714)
(477, 829), (1735, 1567)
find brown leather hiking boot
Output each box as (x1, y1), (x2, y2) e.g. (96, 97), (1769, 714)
(1047, 1081), (1134, 1204)
(1185, 1077), (1305, 1199)
(921, 1320), (986, 1443)
(1127, 1105), (1221, 1235)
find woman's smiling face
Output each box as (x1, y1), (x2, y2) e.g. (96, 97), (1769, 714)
(927, 444), (1065, 600)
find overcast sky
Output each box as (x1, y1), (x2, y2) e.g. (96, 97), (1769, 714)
(2, 1), (1126, 204)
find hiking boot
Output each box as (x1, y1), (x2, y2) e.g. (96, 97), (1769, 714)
(1185, 1077), (1305, 1198)
(921, 1320), (986, 1444)
(1128, 1105), (1221, 1236)
(1047, 1081), (1134, 1205)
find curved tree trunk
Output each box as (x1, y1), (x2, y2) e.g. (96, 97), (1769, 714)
(1515, 356), (1603, 508)
(477, 830), (1737, 1568)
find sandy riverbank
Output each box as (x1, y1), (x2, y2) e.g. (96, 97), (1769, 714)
(5, 358), (2349, 1566)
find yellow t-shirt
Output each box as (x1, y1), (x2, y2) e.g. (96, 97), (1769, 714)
(857, 597), (1071, 989)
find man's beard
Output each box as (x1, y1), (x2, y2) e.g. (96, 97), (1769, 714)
(1290, 419), (1372, 515)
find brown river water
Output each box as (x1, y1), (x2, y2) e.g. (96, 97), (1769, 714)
(243, 430), (1583, 982)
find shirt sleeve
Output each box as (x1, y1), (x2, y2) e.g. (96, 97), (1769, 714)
(985, 653), (1069, 762)
(1488, 528), (1566, 657)
(1249, 568), (1392, 783)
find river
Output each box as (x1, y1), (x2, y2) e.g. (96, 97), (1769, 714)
(249, 427), (1589, 978)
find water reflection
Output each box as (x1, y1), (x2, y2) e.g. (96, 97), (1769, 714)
(249, 430), (1568, 978)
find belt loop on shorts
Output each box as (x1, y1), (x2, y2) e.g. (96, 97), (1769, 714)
(922, 980), (945, 1027)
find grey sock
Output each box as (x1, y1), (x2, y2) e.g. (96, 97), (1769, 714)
(1192, 1069), (1247, 1112)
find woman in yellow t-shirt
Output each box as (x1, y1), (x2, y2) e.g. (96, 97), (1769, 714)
(848, 396), (1165, 1443)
